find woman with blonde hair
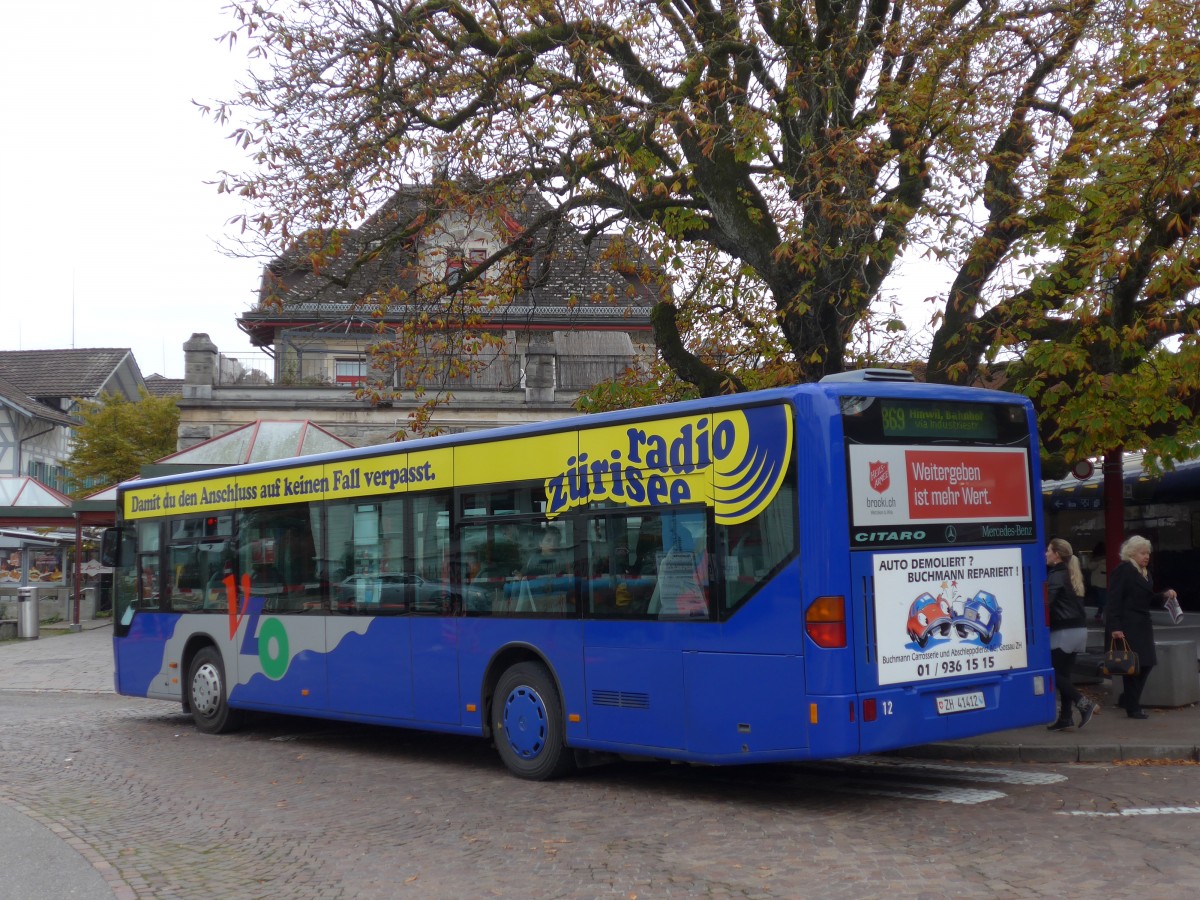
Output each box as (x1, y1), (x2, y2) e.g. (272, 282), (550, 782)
(1045, 538), (1096, 730)
(1108, 536), (1180, 719)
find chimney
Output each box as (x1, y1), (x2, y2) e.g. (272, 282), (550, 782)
(182, 333), (218, 399)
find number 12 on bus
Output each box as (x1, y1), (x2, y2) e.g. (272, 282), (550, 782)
(102, 371), (1055, 780)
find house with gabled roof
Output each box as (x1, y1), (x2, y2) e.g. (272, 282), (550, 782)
(178, 183), (664, 449)
(0, 349), (148, 622)
(0, 349), (146, 491)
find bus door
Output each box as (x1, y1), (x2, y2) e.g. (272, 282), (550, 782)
(580, 509), (707, 752)
(324, 493), (459, 725)
(409, 495), (460, 724)
(228, 507), (330, 712)
(113, 520), (171, 697)
(323, 500), (415, 721)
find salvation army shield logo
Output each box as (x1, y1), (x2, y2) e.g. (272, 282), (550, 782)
(869, 461), (890, 494)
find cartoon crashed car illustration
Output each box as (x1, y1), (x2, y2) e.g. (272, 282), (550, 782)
(906, 592), (953, 648)
(952, 590), (1003, 645)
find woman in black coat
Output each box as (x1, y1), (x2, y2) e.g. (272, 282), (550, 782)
(1107, 535), (1180, 719)
(1045, 538), (1095, 730)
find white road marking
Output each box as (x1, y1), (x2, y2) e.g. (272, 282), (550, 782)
(1060, 806), (1200, 817)
(794, 758), (1067, 804)
(823, 782), (1008, 804)
(836, 756), (1068, 785)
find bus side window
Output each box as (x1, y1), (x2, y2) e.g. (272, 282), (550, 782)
(646, 511), (711, 619)
(720, 477), (797, 614)
(239, 505), (323, 613)
(136, 554), (161, 609)
(514, 521), (577, 616)
(462, 523), (522, 614)
(585, 513), (656, 618)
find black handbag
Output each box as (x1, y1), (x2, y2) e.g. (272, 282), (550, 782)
(1102, 636), (1140, 677)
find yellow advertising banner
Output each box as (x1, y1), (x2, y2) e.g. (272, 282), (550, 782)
(122, 405), (792, 527)
(542, 407), (792, 524)
(123, 448), (455, 519)
(323, 447), (452, 501)
(454, 432), (577, 486)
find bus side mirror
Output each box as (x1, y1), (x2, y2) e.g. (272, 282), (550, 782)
(100, 527), (134, 568)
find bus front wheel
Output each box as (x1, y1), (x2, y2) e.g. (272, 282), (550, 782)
(492, 662), (574, 780)
(187, 646), (242, 735)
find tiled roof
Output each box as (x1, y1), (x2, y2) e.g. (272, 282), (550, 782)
(0, 372), (77, 427)
(0, 348), (136, 397)
(143, 375), (184, 398)
(241, 184), (663, 347)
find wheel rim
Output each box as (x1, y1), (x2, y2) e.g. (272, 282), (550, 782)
(502, 684), (548, 760)
(191, 661), (222, 718)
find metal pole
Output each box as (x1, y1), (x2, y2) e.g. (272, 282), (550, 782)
(72, 513), (83, 632)
(1103, 449), (1124, 574)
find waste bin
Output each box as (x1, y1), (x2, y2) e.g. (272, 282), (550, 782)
(1106, 639), (1200, 707)
(17, 586), (39, 640)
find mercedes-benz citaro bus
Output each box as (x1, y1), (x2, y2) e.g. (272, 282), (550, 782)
(102, 369), (1055, 779)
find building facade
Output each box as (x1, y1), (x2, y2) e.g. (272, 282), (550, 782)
(0, 349), (146, 489)
(177, 184), (661, 449)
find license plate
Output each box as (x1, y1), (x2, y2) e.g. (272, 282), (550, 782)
(936, 691), (986, 715)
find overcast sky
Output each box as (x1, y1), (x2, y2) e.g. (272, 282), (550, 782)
(0, 2), (949, 383)
(0, 1), (266, 379)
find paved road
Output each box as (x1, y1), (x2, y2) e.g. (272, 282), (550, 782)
(0, 622), (114, 694)
(1, 626), (117, 899)
(4, 623), (1200, 898)
(3, 688), (1200, 898)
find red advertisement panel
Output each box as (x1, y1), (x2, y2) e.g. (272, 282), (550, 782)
(904, 449), (1031, 521)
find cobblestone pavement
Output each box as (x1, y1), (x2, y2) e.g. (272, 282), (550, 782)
(4, 626), (1200, 897)
(2, 688), (1200, 898)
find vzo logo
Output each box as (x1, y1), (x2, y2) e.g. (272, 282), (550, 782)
(220, 574), (290, 680)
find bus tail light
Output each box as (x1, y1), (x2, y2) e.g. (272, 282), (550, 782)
(806, 595), (846, 648)
(862, 698), (877, 722)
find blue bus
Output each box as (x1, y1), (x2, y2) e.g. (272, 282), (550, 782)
(103, 371), (1055, 779)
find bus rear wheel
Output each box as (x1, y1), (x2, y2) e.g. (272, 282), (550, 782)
(493, 662), (574, 780)
(187, 646), (242, 735)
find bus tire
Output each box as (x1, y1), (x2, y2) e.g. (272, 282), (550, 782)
(493, 661), (575, 780)
(187, 646), (242, 735)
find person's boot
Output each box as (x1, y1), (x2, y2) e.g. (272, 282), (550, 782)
(1075, 697), (1097, 729)
(1046, 703), (1074, 730)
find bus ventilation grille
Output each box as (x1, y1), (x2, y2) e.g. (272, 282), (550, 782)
(592, 690), (651, 710)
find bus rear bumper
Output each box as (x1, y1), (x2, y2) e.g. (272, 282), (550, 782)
(852, 669), (1057, 756)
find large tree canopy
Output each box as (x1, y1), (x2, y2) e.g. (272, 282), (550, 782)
(212, 0), (1200, 465)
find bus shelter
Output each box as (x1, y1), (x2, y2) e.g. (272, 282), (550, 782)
(0, 476), (115, 629)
